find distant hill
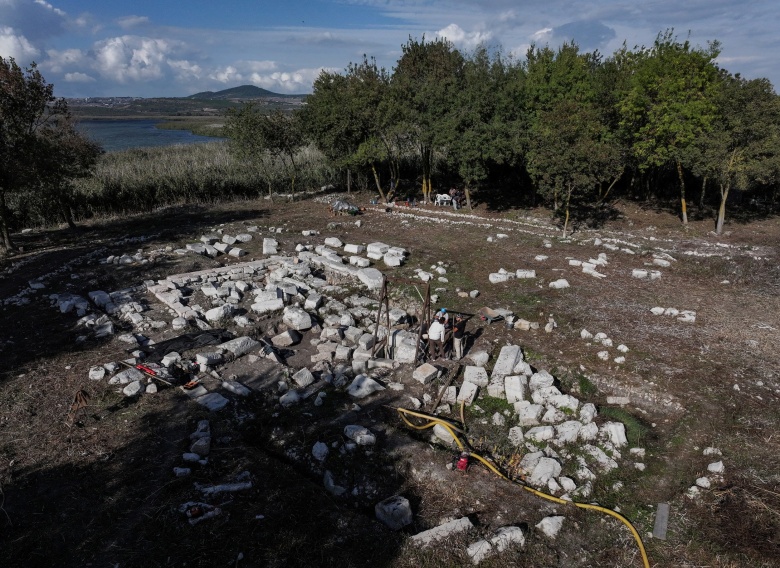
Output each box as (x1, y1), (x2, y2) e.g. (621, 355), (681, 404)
(188, 85), (304, 100)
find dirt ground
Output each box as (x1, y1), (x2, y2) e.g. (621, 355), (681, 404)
(0, 193), (778, 568)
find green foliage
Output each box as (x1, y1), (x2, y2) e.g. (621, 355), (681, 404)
(71, 142), (332, 218)
(0, 56), (99, 249)
(390, 36), (465, 200)
(225, 105), (305, 197)
(578, 374), (598, 397)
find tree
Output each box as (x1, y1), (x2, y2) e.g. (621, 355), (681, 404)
(390, 36), (464, 203)
(299, 57), (397, 200)
(225, 106), (305, 199)
(617, 30), (721, 225)
(695, 73), (780, 233)
(0, 57), (100, 252)
(36, 117), (103, 228)
(446, 46), (515, 209)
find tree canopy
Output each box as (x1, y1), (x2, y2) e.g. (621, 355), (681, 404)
(293, 29), (779, 232)
(1, 56), (101, 252)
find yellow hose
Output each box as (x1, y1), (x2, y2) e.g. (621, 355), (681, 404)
(396, 407), (651, 568)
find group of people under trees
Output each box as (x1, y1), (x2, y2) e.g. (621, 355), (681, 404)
(425, 308), (468, 361)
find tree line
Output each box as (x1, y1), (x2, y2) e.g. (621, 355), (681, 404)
(291, 30), (780, 236)
(2, 29), (780, 254)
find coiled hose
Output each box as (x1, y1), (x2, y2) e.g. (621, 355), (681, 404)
(396, 405), (651, 568)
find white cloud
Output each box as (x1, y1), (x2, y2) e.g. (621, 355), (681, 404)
(209, 65), (243, 84)
(0, 26), (40, 62)
(33, 0), (65, 18)
(168, 59), (202, 80)
(242, 60), (278, 73)
(435, 23), (492, 50)
(117, 15), (150, 30)
(0, 0), (68, 41)
(44, 48), (84, 72)
(248, 67), (324, 93)
(64, 71), (94, 82)
(531, 27), (553, 43)
(91, 35), (184, 83)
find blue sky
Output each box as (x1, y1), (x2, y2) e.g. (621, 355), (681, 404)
(1, 0), (778, 98)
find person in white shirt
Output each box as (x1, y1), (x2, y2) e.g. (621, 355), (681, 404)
(427, 317), (446, 359)
(435, 308), (450, 326)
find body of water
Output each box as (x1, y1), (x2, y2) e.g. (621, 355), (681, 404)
(77, 119), (224, 153)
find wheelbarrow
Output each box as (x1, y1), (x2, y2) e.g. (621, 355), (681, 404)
(477, 306), (504, 324)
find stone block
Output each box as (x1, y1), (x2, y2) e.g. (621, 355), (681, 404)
(283, 306), (313, 330)
(122, 380), (145, 397)
(599, 421), (628, 447)
(367, 242), (390, 256)
(262, 238), (278, 255)
(358, 333), (376, 350)
(292, 368), (315, 388)
(525, 426), (560, 446)
(456, 381), (478, 404)
(349, 256), (370, 268)
(344, 425), (376, 445)
(486, 378), (505, 398)
(343, 326), (363, 345)
(357, 267), (384, 290)
(195, 392), (229, 411)
(413, 363), (438, 385)
(218, 336), (259, 357)
(383, 253), (403, 267)
(489, 272), (513, 283)
(531, 385), (562, 405)
(505, 375), (527, 403)
(555, 421), (583, 444)
(516, 403), (544, 426)
(491, 345), (522, 382)
(334, 345), (353, 361)
(375, 495), (412, 530)
(463, 366), (489, 387)
(304, 293), (322, 310)
(271, 330), (302, 347)
(344, 244), (365, 254)
(410, 517), (474, 546)
(508, 426), (525, 446)
(251, 298), (284, 314)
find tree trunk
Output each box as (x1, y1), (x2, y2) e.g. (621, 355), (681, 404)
(598, 176), (620, 204)
(716, 181), (730, 234)
(699, 176), (707, 209)
(465, 185), (473, 211)
(59, 191), (77, 230)
(0, 191), (15, 253)
(677, 160), (688, 226)
(370, 163), (386, 202)
(562, 183), (573, 238)
(288, 153), (297, 201)
(422, 146), (432, 203)
(347, 168), (351, 193)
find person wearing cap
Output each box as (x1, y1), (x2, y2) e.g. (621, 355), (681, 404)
(452, 314), (467, 360)
(435, 307), (450, 326)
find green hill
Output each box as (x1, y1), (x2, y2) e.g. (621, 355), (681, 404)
(188, 85), (304, 100)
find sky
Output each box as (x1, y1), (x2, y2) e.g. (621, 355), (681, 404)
(1, 0), (778, 98)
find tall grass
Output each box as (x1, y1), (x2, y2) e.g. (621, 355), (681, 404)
(71, 141), (336, 221)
